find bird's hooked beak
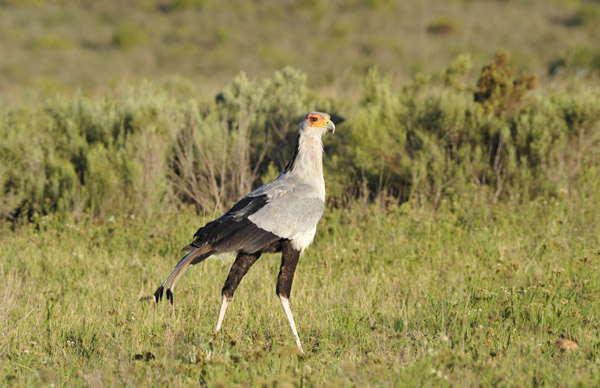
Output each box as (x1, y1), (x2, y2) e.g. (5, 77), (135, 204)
(326, 120), (335, 134)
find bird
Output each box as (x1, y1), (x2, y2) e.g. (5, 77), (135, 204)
(154, 111), (335, 354)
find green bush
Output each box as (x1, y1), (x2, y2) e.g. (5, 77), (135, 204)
(1, 61), (599, 222)
(349, 56), (600, 206)
(0, 86), (175, 220)
(474, 51), (536, 116)
(0, 68), (338, 221)
(113, 22), (148, 49)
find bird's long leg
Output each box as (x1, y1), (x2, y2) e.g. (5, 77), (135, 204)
(279, 295), (304, 354)
(215, 295), (229, 333)
(215, 252), (261, 333)
(276, 241), (304, 353)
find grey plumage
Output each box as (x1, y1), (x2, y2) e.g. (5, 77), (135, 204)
(248, 175), (325, 251)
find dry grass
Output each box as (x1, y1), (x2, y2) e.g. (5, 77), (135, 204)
(1, 0), (599, 106)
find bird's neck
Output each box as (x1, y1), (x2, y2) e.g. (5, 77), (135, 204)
(286, 133), (326, 201)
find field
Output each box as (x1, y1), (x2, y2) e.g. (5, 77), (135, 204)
(2, 0), (600, 105)
(2, 174), (600, 386)
(2, 0), (600, 386)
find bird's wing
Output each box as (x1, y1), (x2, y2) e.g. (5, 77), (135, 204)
(248, 180), (325, 242)
(183, 193), (280, 255)
(183, 175), (323, 254)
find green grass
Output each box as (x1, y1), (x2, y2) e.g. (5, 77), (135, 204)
(1, 168), (599, 387)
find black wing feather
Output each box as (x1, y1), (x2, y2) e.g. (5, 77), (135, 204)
(183, 194), (280, 255)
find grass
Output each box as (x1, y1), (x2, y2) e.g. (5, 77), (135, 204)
(1, 0), (600, 106)
(1, 168), (599, 387)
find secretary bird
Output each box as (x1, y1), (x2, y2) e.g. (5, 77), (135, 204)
(154, 112), (335, 353)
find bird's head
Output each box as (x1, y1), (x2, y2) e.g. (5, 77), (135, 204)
(300, 112), (335, 137)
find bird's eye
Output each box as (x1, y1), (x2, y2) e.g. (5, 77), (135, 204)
(310, 116), (318, 122)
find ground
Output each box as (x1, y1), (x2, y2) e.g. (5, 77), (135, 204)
(1, 172), (599, 386)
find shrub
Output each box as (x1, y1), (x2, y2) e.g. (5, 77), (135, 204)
(32, 35), (75, 49)
(0, 86), (175, 220)
(474, 50), (536, 116)
(571, 4), (600, 27)
(0, 68), (340, 221)
(349, 55), (600, 206)
(427, 16), (459, 35)
(113, 22), (148, 49)
(0, 63), (599, 222)
(165, 0), (206, 12)
(442, 54), (472, 90)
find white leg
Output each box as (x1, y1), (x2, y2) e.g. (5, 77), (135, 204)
(279, 295), (304, 354)
(215, 295), (230, 333)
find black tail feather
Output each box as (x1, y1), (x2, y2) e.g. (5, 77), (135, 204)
(153, 285), (173, 305)
(153, 246), (212, 306)
(154, 286), (164, 302)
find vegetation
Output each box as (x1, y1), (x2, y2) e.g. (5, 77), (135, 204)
(2, 0), (600, 105)
(2, 55), (599, 222)
(1, 174), (600, 386)
(1, 0), (600, 386)
(0, 52), (598, 386)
